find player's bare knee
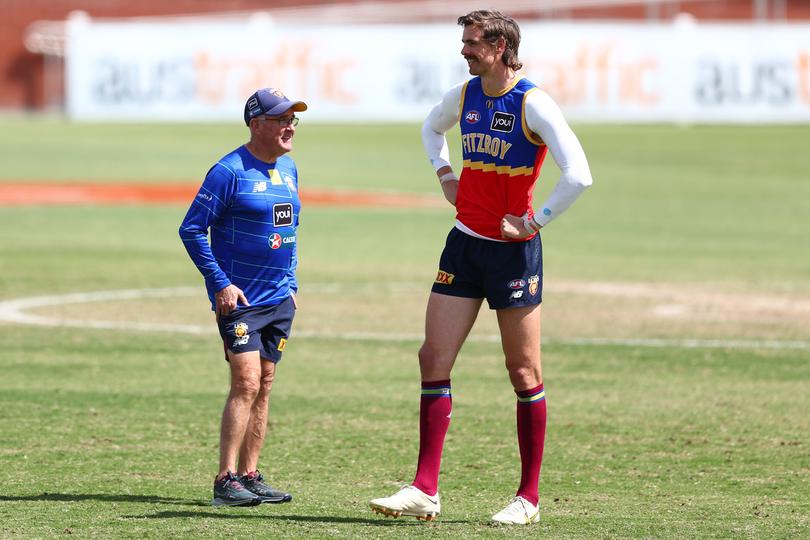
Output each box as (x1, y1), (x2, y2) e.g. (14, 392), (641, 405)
(259, 370), (275, 390)
(505, 363), (542, 389)
(418, 342), (436, 367)
(418, 343), (452, 380)
(231, 376), (261, 400)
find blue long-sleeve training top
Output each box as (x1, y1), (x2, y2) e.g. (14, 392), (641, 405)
(179, 146), (300, 311)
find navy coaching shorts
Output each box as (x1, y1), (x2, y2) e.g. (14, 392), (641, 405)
(216, 295), (296, 363)
(431, 227), (543, 310)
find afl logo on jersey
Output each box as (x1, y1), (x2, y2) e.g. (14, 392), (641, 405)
(491, 111), (515, 133)
(465, 110), (481, 124)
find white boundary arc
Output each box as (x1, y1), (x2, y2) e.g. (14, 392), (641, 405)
(1, 287), (809, 350)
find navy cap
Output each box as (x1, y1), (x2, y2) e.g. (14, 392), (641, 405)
(244, 88), (308, 125)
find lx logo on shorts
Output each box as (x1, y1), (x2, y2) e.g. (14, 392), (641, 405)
(435, 270), (455, 285)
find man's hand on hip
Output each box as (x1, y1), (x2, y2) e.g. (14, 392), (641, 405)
(215, 284), (250, 317)
(500, 212), (540, 240)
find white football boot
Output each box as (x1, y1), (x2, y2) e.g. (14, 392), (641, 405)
(491, 496), (540, 525)
(369, 485), (441, 521)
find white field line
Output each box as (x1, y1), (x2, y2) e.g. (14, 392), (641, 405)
(1, 287), (809, 350)
(0, 287), (209, 334)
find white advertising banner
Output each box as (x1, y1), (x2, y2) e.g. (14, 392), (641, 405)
(65, 17), (810, 123)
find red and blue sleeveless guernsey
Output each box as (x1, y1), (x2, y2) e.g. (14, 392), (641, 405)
(457, 77), (547, 240)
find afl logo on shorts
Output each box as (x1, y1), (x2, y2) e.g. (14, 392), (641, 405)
(269, 233), (282, 249)
(465, 110), (481, 124)
(491, 111), (515, 133)
(508, 279), (526, 290)
(273, 203), (293, 227)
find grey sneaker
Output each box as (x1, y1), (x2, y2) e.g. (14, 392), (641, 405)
(240, 470), (293, 504)
(212, 472), (261, 507)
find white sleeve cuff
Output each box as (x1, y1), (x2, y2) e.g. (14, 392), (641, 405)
(439, 172), (458, 184)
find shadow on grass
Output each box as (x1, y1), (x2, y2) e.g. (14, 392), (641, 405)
(2, 494), (470, 525)
(0, 493), (204, 506)
(124, 510), (468, 525)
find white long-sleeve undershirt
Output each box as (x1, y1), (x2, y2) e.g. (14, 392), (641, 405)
(422, 81), (593, 227)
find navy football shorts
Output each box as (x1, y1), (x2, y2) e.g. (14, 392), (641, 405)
(431, 227), (543, 310)
(216, 295), (296, 363)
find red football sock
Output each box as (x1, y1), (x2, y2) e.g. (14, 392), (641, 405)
(515, 384), (546, 507)
(412, 379), (452, 497)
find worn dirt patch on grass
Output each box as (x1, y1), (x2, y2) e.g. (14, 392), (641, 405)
(0, 182), (444, 208)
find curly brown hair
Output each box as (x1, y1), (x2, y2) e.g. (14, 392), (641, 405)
(457, 10), (523, 71)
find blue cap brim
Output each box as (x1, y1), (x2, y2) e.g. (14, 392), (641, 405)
(265, 101), (308, 116)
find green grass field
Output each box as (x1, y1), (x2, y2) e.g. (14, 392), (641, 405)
(1, 118), (809, 538)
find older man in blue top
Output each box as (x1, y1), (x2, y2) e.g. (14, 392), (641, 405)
(179, 88), (307, 506)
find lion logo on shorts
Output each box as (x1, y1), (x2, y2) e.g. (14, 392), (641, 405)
(528, 275), (540, 296)
(234, 323), (248, 337)
(233, 322), (249, 346)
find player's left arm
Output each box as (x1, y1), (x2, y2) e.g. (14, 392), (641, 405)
(502, 90), (593, 238)
(526, 89), (593, 228)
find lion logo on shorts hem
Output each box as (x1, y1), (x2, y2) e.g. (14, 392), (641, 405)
(277, 338), (287, 352)
(528, 275), (540, 296)
(233, 322), (250, 346)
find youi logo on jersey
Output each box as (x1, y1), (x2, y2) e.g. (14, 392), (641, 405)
(490, 111), (515, 133)
(273, 203), (293, 227)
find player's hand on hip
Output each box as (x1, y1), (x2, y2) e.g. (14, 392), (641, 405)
(215, 284), (250, 317)
(501, 213), (539, 240)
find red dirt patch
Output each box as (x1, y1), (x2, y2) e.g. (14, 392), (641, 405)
(0, 182), (445, 208)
